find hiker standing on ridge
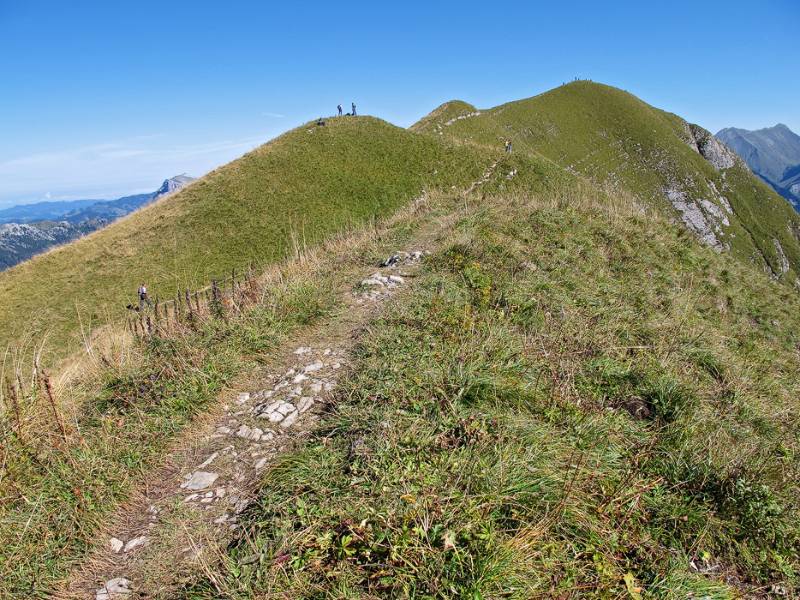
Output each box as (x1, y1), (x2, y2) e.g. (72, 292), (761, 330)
(138, 283), (152, 309)
(352, 102), (357, 116)
(337, 104), (343, 116)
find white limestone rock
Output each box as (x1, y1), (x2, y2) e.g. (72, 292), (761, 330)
(182, 471), (219, 491)
(96, 577), (132, 599)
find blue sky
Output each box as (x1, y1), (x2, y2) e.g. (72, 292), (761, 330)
(0, 0), (797, 207)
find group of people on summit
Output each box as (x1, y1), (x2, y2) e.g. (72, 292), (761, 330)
(337, 102), (356, 117)
(318, 103), (356, 127)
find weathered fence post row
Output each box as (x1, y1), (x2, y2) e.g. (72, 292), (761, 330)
(124, 265), (262, 339)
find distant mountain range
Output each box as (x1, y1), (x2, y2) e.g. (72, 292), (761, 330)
(716, 124), (800, 210)
(0, 175), (194, 270)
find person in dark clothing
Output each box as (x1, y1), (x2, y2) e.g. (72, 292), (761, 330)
(317, 117), (326, 126)
(351, 102), (356, 116)
(337, 104), (343, 116)
(505, 139), (513, 153)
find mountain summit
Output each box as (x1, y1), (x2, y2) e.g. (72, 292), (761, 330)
(716, 123), (800, 209)
(417, 82), (800, 280)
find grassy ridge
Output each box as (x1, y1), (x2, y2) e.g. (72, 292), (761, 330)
(416, 81), (800, 280)
(409, 100), (479, 134)
(3, 82), (800, 598)
(0, 116), (487, 360)
(191, 188), (800, 597)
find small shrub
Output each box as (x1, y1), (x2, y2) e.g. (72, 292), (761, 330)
(686, 347), (726, 382)
(640, 376), (696, 423)
(461, 261), (493, 307)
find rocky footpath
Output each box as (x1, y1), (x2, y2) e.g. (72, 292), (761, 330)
(89, 249), (430, 599)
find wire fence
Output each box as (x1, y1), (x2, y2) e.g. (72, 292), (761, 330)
(126, 265), (261, 338)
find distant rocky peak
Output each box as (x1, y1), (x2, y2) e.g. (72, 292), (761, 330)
(154, 174), (195, 200)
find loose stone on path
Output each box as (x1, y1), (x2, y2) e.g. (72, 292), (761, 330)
(181, 471), (219, 491)
(96, 577), (132, 599)
(123, 536), (147, 553)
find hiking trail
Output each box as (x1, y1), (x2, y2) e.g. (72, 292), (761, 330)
(62, 157), (504, 599)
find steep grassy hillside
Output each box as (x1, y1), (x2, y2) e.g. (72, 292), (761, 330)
(0, 117), (487, 360)
(191, 188), (800, 597)
(4, 83), (800, 597)
(416, 82), (800, 282)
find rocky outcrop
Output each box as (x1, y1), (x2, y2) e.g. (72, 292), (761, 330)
(686, 124), (737, 170)
(774, 238), (790, 276)
(666, 188), (732, 251)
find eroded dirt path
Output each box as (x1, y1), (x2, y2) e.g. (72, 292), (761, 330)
(61, 159), (503, 599)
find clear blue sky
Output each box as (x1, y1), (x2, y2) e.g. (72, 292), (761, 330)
(0, 0), (797, 207)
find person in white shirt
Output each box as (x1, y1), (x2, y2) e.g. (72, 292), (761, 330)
(138, 283), (152, 309)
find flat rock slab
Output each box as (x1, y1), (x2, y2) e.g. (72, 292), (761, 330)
(123, 536), (147, 553)
(182, 471), (219, 491)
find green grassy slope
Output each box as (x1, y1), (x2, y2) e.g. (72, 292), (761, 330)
(409, 100), (480, 135)
(416, 81), (800, 281)
(191, 188), (800, 597)
(0, 116), (488, 360)
(0, 150), (554, 596)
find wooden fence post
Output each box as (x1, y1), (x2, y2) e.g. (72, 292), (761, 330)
(185, 289), (194, 324)
(211, 279), (225, 319)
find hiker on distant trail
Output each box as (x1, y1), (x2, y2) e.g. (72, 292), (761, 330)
(138, 283), (152, 309)
(317, 117), (326, 126)
(505, 139), (513, 153)
(352, 102), (357, 116)
(337, 104), (343, 116)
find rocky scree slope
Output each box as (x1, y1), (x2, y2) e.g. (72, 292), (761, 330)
(416, 81), (800, 285)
